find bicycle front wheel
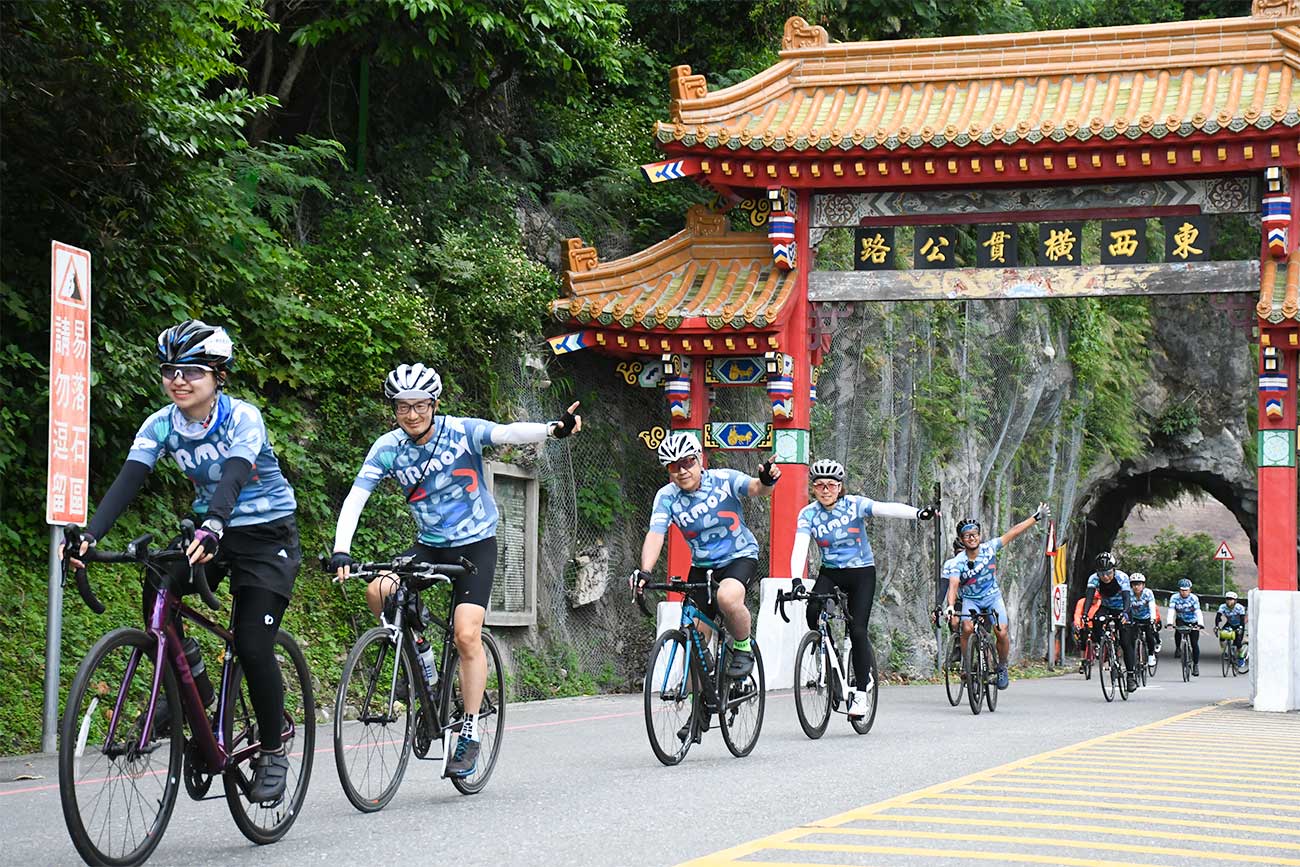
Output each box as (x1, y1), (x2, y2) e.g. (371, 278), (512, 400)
(60, 628), (182, 867)
(719, 640), (765, 758)
(943, 636), (964, 707)
(1099, 639), (1115, 702)
(981, 637), (998, 713)
(223, 630), (316, 845)
(1221, 643), (1232, 678)
(848, 646), (879, 734)
(1180, 636), (1192, 682)
(964, 633), (983, 715)
(1082, 642), (1093, 681)
(334, 626), (415, 812)
(643, 629), (694, 766)
(793, 631), (831, 739)
(444, 631), (506, 795)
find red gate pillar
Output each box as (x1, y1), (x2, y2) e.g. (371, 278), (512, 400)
(667, 357), (709, 581)
(1257, 330), (1298, 591)
(768, 189), (812, 579)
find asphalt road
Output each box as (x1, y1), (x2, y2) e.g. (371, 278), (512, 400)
(0, 640), (1266, 867)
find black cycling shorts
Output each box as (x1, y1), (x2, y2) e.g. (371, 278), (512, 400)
(686, 557), (758, 621)
(183, 516), (300, 602)
(403, 537), (497, 609)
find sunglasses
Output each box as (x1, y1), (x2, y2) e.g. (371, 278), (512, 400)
(160, 364), (214, 382)
(395, 401), (434, 416)
(811, 480), (840, 490)
(666, 455), (698, 473)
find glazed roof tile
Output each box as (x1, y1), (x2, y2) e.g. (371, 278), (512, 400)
(656, 15), (1300, 153)
(553, 206), (797, 332)
(1260, 250), (1300, 323)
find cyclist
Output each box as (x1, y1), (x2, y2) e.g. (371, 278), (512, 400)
(788, 459), (935, 717)
(1128, 572), (1159, 669)
(1083, 552), (1137, 692)
(1072, 594), (1101, 673)
(1166, 578), (1205, 676)
(330, 363), (580, 776)
(63, 320), (299, 803)
(941, 503), (1049, 690)
(632, 431), (780, 690)
(1215, 590), (1248, 672)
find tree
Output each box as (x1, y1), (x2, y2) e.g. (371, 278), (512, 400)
(1115, 527), (1238, 596)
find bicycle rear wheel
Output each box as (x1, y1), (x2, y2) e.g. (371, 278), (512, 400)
(1082, 642), (1092, 680)
(223, 630), (315, 845)
(1099, 639), (1115, 702)
(444, 631), (506, 795)
(848, 646), (879, 734)
(1221, 643), (1232, 678)
(643, 629), (694, 765)
(60, 628), (182, 867)
(719, 640), (765, 758)
(1116, 641), (1130, 701)
(793, 631), (830, 739)
(964, 633), (983, 715)
(334, 626), (415, 812)
(943, 635), (964, 707)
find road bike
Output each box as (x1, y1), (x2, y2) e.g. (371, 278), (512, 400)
(957, 607), (1000, 715)
(1093, 613), (1129, 702)
(776, 583), (877, 738)
(1218, 627), (1249, 677)
(1168, 622), (1201, 682)
(634, 573), (765, 765)
(58, 523), (314, 866)
(1129, 622), (1155, 688)
(1079, 630), (1096, 680)
(331, 556), (504, 810)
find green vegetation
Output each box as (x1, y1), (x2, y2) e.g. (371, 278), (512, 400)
(1115, 527), (1238, 595)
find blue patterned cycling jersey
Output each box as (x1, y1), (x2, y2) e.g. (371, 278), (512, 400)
(1218, 603), (1246, 627)
(941, 539), (1004, 601)
(649, 469), (758, 567)
(1127, 587), (1155, 621)
(127, 394), (296, 526)
(353, 416), (499, 546)
(1170, 592), (1201, 623)
(796, 495), (880, 568)
(1086, 570), (1132, 611)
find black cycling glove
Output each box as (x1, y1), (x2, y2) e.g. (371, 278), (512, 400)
(758, 461), (779, 487)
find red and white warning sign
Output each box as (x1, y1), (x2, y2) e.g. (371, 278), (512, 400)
(1213, 541), (1234, 561)
(46, 241), (91, 526)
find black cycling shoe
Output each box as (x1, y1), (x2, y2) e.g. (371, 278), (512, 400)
(248, 748), (289, 803)
(726, 649), (755, 678)
(1126, 674), (1138, 692)
(1192, 663), (1199, 677)
(446, 736), (480, 777)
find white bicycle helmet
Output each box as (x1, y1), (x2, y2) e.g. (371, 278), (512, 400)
(656, 431), (702, 466)
(1225, 590), (1238, 601)
(384, 363), (443, 401)
(1130, 572), (1147, 584)
(809, 459), (845, 483)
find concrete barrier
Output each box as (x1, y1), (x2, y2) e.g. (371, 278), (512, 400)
(1249, 589), (1300, 712)
(756, 577), (810, 691)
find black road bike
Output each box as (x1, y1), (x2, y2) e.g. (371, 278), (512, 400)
(958, 607), (1001, 715)
(1168, 622), (1202, 682)
(777, 584), (877, 738)
(1094, 613), (1129, 702)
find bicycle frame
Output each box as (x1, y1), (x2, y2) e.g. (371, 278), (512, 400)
(374, 580), (459, 741)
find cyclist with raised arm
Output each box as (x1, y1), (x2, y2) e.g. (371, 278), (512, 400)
(63, 320), (299, 803)
(1215, 590), (1248, 672)
(1127, 572), (1159, 669)
(941, 504), (1048, 690)
(1166, 578), (1205, 676)
(330, 363), (580, 777)
(632, 432), (780, 686)
(1083, 552), (1137, 692)
(789, 459), (934, 717)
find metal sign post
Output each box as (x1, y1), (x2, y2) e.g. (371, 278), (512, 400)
(43, 241), (92, 752)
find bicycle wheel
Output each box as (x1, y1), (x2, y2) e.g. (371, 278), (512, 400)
(1180, 635), (1192, 682)
(1082, 641), (1093, 680)
(333, 626), (415, 812)
(1148, 637), (1159, 677)
(964, 631), (983, 715)
(1238, 644), (1250, 675)
(643, 629), (694, 766)
(981, 637), (999, 713)
(943, 636), (965, 707)
(223, 630), (315, 845)
(1099, 639), (1115, 702)
(1133, 637), (1147, 687)
(848, 645), (879, 735)
(443, 631), (506, 795)
(60, 628), (182, 867)
(719, 640), (765, 758)
(793, 631), (831, 739)
(1116, 640), (1130, 701)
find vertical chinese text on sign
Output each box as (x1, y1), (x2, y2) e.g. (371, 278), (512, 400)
(47, 241), (91, 525)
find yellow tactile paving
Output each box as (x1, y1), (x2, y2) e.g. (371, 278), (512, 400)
(679, 701), (1300, 867)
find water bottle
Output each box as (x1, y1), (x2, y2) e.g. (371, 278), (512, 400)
(701, 641), (715, 676)
(414, 635), (438, 686)
(182, 636), (215, 707)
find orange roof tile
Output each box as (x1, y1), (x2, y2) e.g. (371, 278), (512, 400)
(656, 14), (1300, 153)
(554, 206), (797, 332)
(1260, 249), (1300, 323)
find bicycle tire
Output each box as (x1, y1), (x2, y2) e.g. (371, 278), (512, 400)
(1082, 640), (1093, 681)
(965, 630), (983, 716)
(719, 640), (765, 758)
(444, 631), (507, 795)
(60, 627), (183, 867)
(223, 630), (315, 845)
(982, 636), (999, 712)
(333, 626), (415, 812)
(1116, 639), (1130, 701)
(848, 644), (878, 735)
(1099, 638), (1115, 702)
(643, 629), (694, 766)
(1180, 635), (1192, 682)
(1136, 637), (1148, 687)
(943, 634), (964, 707)
(793, 631), (831, 739)
(1238, 644), (1250, 675)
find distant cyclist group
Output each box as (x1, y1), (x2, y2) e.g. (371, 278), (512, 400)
(53, 318), (1248, 864)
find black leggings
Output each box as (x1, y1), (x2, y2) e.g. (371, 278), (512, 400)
(1092, 615), (1135, 673)
(806, 566), (876, 683)
(1174, 628), (1202, 664)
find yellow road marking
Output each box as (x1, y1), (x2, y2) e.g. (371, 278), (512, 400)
(998, 772), (1300, 800)
(953, 782), (1300, 812)
(685, 848), (1154, 867)
(853, 811), (1300, 850)
(1075, 747), (1290, 767)
(1154, 734), (1300, 751)
(924, 793), (1300, 827)
(1026, 760), (1300, 785)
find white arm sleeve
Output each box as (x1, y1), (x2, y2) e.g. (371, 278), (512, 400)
(332, 485), (373, 554)
(1148, 598), (1158, 620)
(871, 501), (921, 520)
(1167, 606), (1176, 624)
(789, 530), (812, 580)
(490, 421), (551, 445)
(1197, 608), (1205, 627)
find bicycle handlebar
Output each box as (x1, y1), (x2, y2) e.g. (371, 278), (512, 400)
(319, 555), (473, 587)
(773, 583), (845, 624)
(631, 575), (716, 618)
(62, 521), (213, 613)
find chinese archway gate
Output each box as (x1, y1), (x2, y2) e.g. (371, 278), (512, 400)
(550, 6), (1300, 705)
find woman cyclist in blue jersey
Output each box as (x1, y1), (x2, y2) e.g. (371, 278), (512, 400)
(1166, 578), (1205, 676)
(330, 363), (580, 777)
(64, 320), (300, 803)
(788, 459), (935, 717)
(1215, 590), (1248, 672)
